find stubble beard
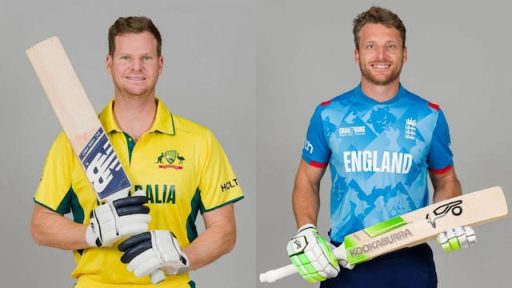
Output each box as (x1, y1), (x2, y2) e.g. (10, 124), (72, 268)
(359, 61), (403, 86)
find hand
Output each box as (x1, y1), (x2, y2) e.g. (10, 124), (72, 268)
(85, 191), (151, 247)
(119, 230), (189, 278)
(287, 224), (340, 283)
(437, 226), (477, 252)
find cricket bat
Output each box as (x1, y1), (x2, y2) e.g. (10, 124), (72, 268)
(26, 36), (165, 284)
(260, 186), (508, 283)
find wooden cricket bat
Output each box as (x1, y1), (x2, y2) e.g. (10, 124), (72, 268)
(260, 186), (508, 283)
(26, 36), (165, 284)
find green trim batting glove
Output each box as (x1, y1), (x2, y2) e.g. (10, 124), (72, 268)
(287, 224), (340, 283)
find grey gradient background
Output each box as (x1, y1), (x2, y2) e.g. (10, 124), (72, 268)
(257, 1), (511, 288)
(0, 0), (255, 287)
(1, 0), (511, 287)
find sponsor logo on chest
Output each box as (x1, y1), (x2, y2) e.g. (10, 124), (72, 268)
(339, 126), (366, 137)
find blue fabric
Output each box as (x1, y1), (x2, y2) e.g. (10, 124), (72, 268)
(302, 84), (454, 243)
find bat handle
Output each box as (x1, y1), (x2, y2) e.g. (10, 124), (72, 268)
(151, 269), (165, 284)
(259, 243), (348, 283)
(259, 264), (298, 283)
(127, 190), (166, 285)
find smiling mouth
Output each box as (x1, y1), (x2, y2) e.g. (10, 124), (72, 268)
(126, 76), (146, 81)
(371, 63), (391, 70)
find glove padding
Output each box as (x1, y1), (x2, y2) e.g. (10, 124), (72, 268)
(437, 226), (477, 252)
(119, 230), (189, 277)
(85, 191), (151, 247)
(287, 224), (340, 283)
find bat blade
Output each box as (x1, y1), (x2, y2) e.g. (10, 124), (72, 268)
(260, 186), (508, 283)
(344, 186), (507, 264)
(26, 36), (130, 202)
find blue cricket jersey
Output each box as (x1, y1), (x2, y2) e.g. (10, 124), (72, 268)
(302, 84), (454, 243)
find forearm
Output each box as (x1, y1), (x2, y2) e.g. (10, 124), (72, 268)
(31, 204), (89, 250)
(182, 204), (237, 271)
(431, 169), (462, 203)
(292, 161), (323, 228)
(292, 184), (320, 228)
(183, 222), (235, 271)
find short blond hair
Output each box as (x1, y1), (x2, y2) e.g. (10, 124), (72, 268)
(108, 16), (162, 56)
(353, 7), (406, 49)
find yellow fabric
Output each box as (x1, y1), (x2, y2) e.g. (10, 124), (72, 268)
(34, 99), (243, 287)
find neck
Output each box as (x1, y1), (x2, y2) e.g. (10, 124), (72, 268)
(113, 94), (157, 141)
(360, 78), (401, 102)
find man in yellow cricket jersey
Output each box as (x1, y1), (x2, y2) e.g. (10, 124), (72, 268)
(31, 16), (243, 288)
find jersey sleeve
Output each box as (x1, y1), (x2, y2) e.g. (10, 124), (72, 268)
(198, 130), (243, 212)
(427, 109), (454, 173)
(34, 133), (75, 214)
(301, 105), (331, 168)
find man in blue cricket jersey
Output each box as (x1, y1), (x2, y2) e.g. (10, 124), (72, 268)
(286, 6), (476, 287)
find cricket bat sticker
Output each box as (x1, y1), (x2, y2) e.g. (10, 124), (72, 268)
(79, 127), (131, 200)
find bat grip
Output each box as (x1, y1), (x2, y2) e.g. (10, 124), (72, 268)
(151, 269), (165, 284)
(259, 243), (347, 283)
(259, 264), (298, 283)
(127, 190), (166, 284)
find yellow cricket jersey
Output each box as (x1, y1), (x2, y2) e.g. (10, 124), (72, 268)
(34, 99), (244, 287)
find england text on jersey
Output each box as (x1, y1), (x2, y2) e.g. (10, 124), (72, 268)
(343, 150), (413, 174)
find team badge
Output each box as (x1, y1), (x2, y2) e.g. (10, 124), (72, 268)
(155, 150), (186, 170)
(404, 118), (417, 140)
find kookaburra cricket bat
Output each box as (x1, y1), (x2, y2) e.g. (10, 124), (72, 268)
(260, 186), (508, 283)
(26, 36), (165, 284)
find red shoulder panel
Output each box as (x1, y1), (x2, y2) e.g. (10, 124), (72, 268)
(428, 102), (440, 110)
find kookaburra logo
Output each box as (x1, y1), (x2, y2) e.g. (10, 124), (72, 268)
(426, 200), (463, 228)
(349, 229), (413, 257)
(294, 239), (303, 250)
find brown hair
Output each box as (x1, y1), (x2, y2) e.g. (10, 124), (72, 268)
(353, 6), (406, 49)
(108, 16), (162, 56)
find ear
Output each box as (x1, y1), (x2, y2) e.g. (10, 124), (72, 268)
(158, 56), (164, 74)
(403, 47), (408, 64)
(354, 48), (360, 65)
(106, 54), (113, 74)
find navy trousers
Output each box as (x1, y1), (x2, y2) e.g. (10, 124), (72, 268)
(320, 243), (437, 288)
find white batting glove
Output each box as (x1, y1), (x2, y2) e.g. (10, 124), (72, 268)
(287, 224), (340, 283)
(119, 230), (189, 277)
(85, 191), (151, 247)
(437, 226), (477, 252)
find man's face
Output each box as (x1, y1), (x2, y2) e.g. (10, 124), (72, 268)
(107, 31), (163, 97)
(355, 23), (407, 86)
